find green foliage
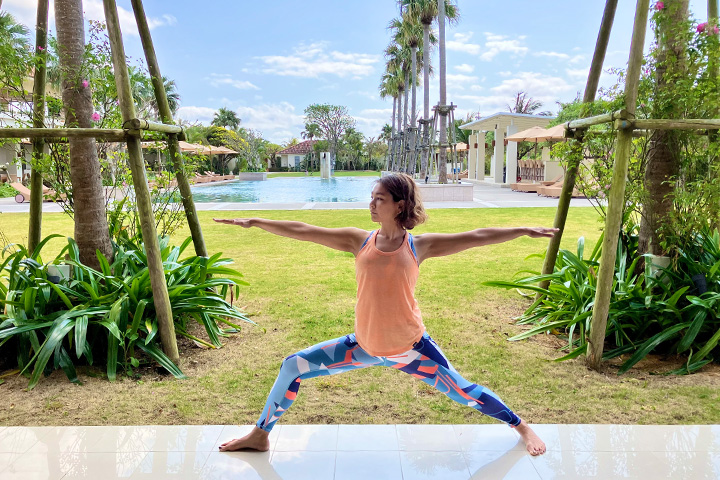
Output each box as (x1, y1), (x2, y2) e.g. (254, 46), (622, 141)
(0, 183), (17, 198)
(486, 225), (720, 375)
(0, 235), (253, 389)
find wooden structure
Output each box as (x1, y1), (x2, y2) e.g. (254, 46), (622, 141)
(0, 0), (212, 364)
(537, 0), (720, 370)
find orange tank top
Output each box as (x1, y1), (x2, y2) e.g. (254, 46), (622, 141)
(354, 230), (425, 356)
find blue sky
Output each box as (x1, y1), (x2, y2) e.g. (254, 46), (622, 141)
(3, 0), (711, 144)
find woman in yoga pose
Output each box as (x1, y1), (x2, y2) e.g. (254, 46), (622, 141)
(214, 173), (552, 456)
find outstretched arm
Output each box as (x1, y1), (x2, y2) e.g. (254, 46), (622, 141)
(213, 218), (369, 254)
(413, 227), (558, 263)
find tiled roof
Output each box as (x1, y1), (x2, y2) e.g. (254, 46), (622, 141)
(278, 140), (317, 155)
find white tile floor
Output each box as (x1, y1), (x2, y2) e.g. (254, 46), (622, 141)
(0, 424), (719, 479)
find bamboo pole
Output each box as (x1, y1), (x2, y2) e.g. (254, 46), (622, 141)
(102, 0), (179, 364)
(125, 118), (184, 135)
(0, 127), (128, 141)
(28, 0), (49, 254)
(538, 0), (619, 294)
(130, 0), (208, 258)
(566, 110), (625, 130)
(587, 0), (650, 370)
(620, 118), (720, 130)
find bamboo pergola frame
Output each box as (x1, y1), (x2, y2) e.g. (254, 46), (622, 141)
(0, 0), (211, 363)
(540, 0), (720, 370)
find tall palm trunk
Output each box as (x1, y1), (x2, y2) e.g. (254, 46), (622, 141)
(437, 0), (448, 184)
(420, 22), (431, 180)
(390, 96), (397, 170)
(402, 71), (410, 171)
(408, 45), (418, 175)
(55, 0), (113, 268)
(638, 0), (689, 256)
(395, 87), (404, 171)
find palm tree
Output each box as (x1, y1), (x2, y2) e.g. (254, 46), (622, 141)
(55, 0), (113, 268)
(211, 107), (241, 130)
(401, 0), (459, 181)
(0, 11), (30, 51)
(379, 70), (401, 170)
(507, 91), (552, 116)
(301, 122), (321, 169)
(384, 42), (410, 170)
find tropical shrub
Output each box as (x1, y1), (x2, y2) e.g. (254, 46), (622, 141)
(486, 226), (720, 374)
(0, 235), (253, 389)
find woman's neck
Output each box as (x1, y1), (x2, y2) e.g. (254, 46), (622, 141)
(378, 222), (405, 240)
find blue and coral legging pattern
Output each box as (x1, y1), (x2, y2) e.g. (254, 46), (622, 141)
(256, 332), (521, 431)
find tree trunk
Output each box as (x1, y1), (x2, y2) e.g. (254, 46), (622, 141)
(638, 0), (689, 257)
(402, 72), (410, 171)
(55, 0), (113, 269)
(390, 96), (397, 170)
(437, 0), (448, 184)
(396, 88), (404, 171)
(420, 23), (431, 180)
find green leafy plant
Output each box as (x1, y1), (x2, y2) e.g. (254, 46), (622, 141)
(486, 226), (720, 375)
(0, 234), (253, 389)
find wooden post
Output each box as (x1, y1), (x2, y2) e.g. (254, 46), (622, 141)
(102, 0), (179, 363)
(28, 0), (50, 253)
(130, 0), (208, 257)
(587, 0), (650, 370)
(538, 0), (619, 292)
(709, 0), (719, 156)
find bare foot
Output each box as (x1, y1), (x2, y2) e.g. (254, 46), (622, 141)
(219, 426), (270, 452)
(515, 420), (546, 456)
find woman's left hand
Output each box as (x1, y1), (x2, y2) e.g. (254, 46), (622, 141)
(526, 227), (559, 238)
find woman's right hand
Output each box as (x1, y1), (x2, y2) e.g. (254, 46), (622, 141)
(213, 218), (252, 228)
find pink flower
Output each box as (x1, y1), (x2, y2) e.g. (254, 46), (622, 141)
(82, 80), (89, 88)
(655, 1), (664, 10)
(604, 184), (611, 190)
(715, 25), (719, 35)
(91, 112), (101, 122)
(37, 46), (44, 51)
(698, 22), (707, 33)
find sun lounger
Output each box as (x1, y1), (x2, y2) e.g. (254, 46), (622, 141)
(11, 182), (64, 203)
(510, 182), (542, 193)
(540, 174), (563, 186)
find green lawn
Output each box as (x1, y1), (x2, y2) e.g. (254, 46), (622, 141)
(267, 171), (380, 178)
(1, 208), (718, 427)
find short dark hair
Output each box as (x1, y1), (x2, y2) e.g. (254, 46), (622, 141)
(376, 173), (428, 230)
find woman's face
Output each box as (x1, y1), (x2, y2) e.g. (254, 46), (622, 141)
(369, 183), (402, 224)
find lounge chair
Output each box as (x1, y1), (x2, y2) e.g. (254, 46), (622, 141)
(11, 182), (64, 203)
(538, 184), (585, 198)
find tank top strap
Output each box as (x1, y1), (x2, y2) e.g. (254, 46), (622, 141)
(407, 233), (418, 263)
(359, 230), (375, 252)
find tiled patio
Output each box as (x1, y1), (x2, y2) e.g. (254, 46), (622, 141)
(0, 423), (718, 479)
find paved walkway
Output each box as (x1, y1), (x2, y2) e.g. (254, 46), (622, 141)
(0, 423), (717, 479)
(0, 181), (596, 213)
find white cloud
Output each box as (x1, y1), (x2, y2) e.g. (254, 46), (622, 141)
(348, 90), (378, 101)
(175, 106), (217, 125)
(447, 74), (479, 84)
(207, 74), (260, 91)
(491, 72), (574, 99)
(258, 42), (380, 79)
(535, 51), (570, 60)
(178, 102), (306, 144)
(480, 33), (528, 61)
(455, 64), (475, 73)
(447, 32), (482, 55)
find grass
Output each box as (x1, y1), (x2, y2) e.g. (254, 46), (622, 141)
(267, 171), (380, 178)
(1, 208), (719, 428)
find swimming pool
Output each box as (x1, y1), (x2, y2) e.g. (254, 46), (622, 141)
(190, 176), (379, 203)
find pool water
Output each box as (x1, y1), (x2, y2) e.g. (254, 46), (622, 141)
(190, 176), (379, 203)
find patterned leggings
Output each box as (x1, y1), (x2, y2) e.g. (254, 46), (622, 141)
(256, 332), (521, 432)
